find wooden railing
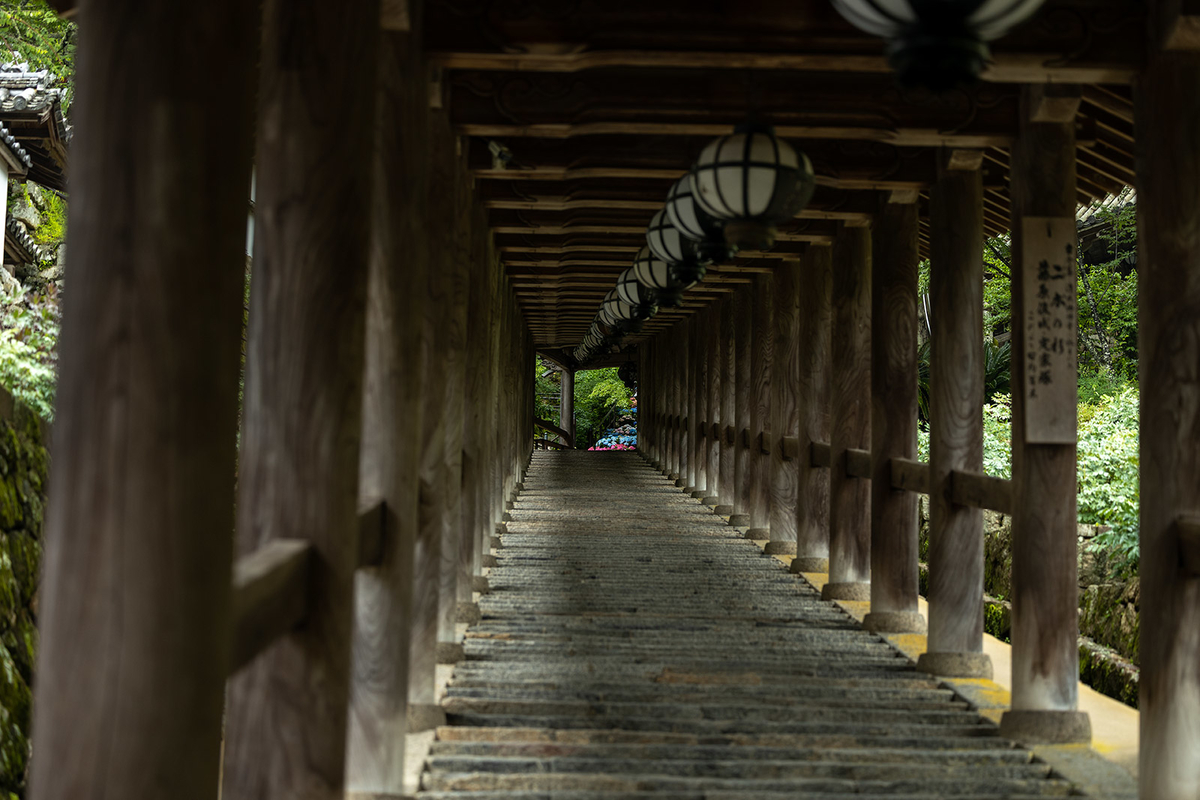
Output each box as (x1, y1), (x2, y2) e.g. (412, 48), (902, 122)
(534, 416), (574, 449)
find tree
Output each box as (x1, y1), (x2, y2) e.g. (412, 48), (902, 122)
(0, 1), (75, 108)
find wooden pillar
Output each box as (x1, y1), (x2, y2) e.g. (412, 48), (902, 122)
(716, 296), (737, 513)
(864, 197), (924, 634)
(1000, 87), (1090, 743)
(767, 258), (802, 554)
(1136, 46), (1200, 795)
(346, 15), (428, 793)
(222, 0), (379, 796)
(746, 273), (774, 536)
(693, 312), (712, 497)
(685, 319), (700, 492)
(28, 3), (258, 798)
(672, 323), (687, 484)
(459, 200), (490, 600)
(919, 158), (991, 676)
(730, 287), (754, 526)
(825, 226), (872, 600)
(702, 303), (722, 503)
(792, 245), (832, 573)
(559, 368), (575, 446)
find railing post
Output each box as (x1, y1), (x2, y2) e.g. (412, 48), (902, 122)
(730, 286), (754, 526)
(559, 368), (575, 447)
(702, 302), (723, 505)
(768, 257), (803, 555)
(920, 154), (992, 677)
(222, 0), (380, 796)
(1000, 86), (1090, 744)
(864, 195), (924, 633)
(346, 13), (429, 793)
(716, 295), (737, 513)
(28, 2), (258, 798)
(746, 272), (775, 538)
(825, 226), (872, 600)
(1136, 43), (1200, 794)
(792, 246), (833, 573)
(685, 318), (701, 493)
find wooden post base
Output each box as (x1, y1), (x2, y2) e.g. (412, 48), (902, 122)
(675, 478), (688, 488)
(406, 703), (447, 732)
(436, 642), (465, 664)
(455, 602), (481, 625)
(701, 495), (720, 506)
(999, 710), (1092, 745)
(713, 505), (734, 516)
(763, 541), (797, 556)
(916, 651), (993, 679)
(863, 611), (927, 634)
(790, 557), (829, 573)
(690, 489), (708, 499)
(821, 582), (871, 601)
(481, 554), (499, 568)
(727, 514), (751, 527)
(744, 527), (769, 540)
(471, 576), (490, 593)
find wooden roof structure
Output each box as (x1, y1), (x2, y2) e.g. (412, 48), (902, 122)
(421, 0), (1140, 355)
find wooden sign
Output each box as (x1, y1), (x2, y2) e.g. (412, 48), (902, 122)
(1021, 216), (1078, 444)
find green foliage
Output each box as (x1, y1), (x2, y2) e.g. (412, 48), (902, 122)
(1077, 204), (1138, 380)
(533, 361), (559, 423)
(0, 1), (75, 109)
(573, 368), (632, 449)
(0, 288), (56, 420)
(29, 189), (63, 248)
(916, 338), (1010, 423)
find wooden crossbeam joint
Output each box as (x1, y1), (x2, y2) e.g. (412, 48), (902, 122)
(358, 501), (390, 568)
(724, 425), (736, 445)
(229, 539), (313, 674)
(711, 422), (721, 441)
(844, 448), (872, 479)
(699, 421), (708, 439)
(1028, 83), (1082, 123)
(810, 441), (832, 467)
(741, 428), (751, 448)
(780, 436), (800, 461)
(759, 431), (774, 455)
(1176, 516), (1200, 575)
(889, 457), (930, 495)
(948, 469), (1013, 514)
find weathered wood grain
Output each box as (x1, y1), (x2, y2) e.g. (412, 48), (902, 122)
(559, 369), (575, 446)
(1007, 86), (1082, 720)
(719, 296), (737, 506)
(890, 458), (930, 494)
(796, 246), (832, 564)
(949, 470), (1013, 514)
(230, 541), (314, 674)
(867, 198), (921, 626)
(747, 273), (775, 533)
(221, 1), (380, 797)
(733, 287), (754, 517)
(925, 159), (987, 661)
(705, 303), (723, 500)
(769, 258), (803, 545)
(827, 227), (872, 591)
(27, 2), (259, 798)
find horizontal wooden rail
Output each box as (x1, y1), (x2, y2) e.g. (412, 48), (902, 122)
(358, 500), (390, 568)
(534, 438), (570, 450)
(711, 422), (721, 441)
(949, 469), (1013, 514)
(741, 428), (751, 448)
(229, 539), (313, 674)
(724, 425), (736, 445)
(759, 431), (774, 455)
(781, 436), (800, 461)
(890, 457), (930, 494)
(845, 447), (872, 478)
(534, 417), (574, 448)
(811, 441), (831, 467)
(1177, 517), (1200, 575)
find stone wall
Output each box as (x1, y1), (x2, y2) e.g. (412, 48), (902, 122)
(918, 498), (1141, 708)
(0, 389), (49, 797)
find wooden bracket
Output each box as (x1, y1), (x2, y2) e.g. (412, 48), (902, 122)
(699, 421), (708, 439)
(1028, 83), (1082, 123)
(741, 428), (751, 448)
(890, 457), (930, 494)
(888, 188), (920, 204)
(1157, 0), (1200, 50)
(724, 425), (736, 445)
(845, 448), (872, 478)
(949, 469), (1013, 514)
(780, 436), (800, 461)
(230, 540), (313, 674)
(944, 148), (984, 171)
(711, 422), (721, 441)
(1176, 517), (1200, 575)
(759, 431), (774, 455)
(810, 441), (832, 467)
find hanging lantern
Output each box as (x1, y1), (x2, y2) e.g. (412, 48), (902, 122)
(616, 267), (658, 310)
(662, 179), (737, 267)
(601, 288), (653, 334)
(631, 244), (693, 308)
(690, 123), (815, 250)
(831, 0), (1047, 90)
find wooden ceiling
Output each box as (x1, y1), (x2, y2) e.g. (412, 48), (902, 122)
(429, 0), (1138, 353)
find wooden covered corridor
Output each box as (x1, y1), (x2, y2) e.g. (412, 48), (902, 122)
(23, 0), (1200, 799)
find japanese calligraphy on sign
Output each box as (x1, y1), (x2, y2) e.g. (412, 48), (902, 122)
(1022, 217), (1078, 444)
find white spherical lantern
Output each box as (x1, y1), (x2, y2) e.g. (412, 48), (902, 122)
(831, 0), (1047, 89)
(615, 267), (657, 311)
(632, 244), (693, 308)
(690, 124), (815, 249)
(663, 178), (737, 265)
(601, 288), (652, 333)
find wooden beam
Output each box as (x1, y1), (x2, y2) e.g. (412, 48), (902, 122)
(746, 273), (775, 534)
(222, 1), (380, 795)
(27, 2), (258, 798)
(866, 196), (923, 632)
(890, 458), (930, 495)
(825, 227), (872, 601)
(229, 540), (314, 674)
(768, 258), (802, 552)
(731, 288), (753, 523)
(717, 296), (736, 511)
(1028, 83), (1082, 123)
(949, 470), (1014, 514)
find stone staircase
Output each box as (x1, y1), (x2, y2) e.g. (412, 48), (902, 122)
(419, 450), (1082, 799)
